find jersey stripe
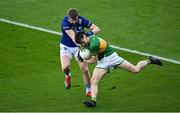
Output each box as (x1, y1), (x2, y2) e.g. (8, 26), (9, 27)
(99, 38), (107, 53)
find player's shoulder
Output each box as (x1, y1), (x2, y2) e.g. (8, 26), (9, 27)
(90, 35), (100, 46)
(79, 16), (89, 21)
(62, 16), (68, 22)
(79, 16), (85, 19)
(61, 16), (71, 26)
(61, 16), (70, 25)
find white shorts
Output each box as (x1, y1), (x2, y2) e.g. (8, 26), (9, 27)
(60, 43), (78, 60)
(96, 52), (124, 72)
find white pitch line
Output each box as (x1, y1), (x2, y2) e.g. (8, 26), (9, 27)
(0, 18), (180, 65)
(111, 45), (180, 65)
(0, 18), (62, 36)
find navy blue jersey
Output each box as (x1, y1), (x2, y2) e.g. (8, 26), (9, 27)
(61, 16), (92, 47)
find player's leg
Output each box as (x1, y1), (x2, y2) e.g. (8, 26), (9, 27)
(83, 67), (108, 107)
(118, 59), (149, 73)
(118, 56), (163, 73)
(60, 44), (72, 89)
(78, 61), (91, 96)
(91, 68), (108, 101)
(60, 55), (71, 88)
(73, 47), (91, 96)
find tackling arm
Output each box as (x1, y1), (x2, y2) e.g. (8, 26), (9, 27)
(65, 29), (79, 45)
(89, 24), (100, 34)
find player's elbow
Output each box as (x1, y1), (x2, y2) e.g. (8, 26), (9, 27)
(97, 26), (100, 32)
(91, 24), (100, 34)
(96, 26), (100, 34)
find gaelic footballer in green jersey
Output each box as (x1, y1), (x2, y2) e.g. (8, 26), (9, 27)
(88, 35), (114, 60)
(75, 31), (163, 107)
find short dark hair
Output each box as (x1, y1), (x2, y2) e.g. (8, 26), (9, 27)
(75, 31), (85, 44)
(67, 8), (79, 20)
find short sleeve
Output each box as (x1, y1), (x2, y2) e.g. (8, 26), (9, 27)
(81, 16), (92, 28)
(61, 21), (72, 30)
(90, 42), (99, 56)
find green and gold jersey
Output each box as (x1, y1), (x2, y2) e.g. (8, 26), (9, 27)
(88, 35), (114, 59)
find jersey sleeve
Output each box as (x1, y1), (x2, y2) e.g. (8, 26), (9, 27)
(61, 21), (72, 30)
(81, 16), (92, 28)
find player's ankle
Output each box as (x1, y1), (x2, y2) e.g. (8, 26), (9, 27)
(65, 74), (71, 77)
(147, 59), (151, 64)
(91, 97), (97, 102)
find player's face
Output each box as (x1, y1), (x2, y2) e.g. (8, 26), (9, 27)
(81, 36), (89, 46)
(68, 16), (78, 24)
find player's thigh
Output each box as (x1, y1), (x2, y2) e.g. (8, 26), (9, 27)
(118, 60), (136, 72)
(91, 68), (108, 83)
(60, 44), (72, 69)
(60, 55), (71, 69)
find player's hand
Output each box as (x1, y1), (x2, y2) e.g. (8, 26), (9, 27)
(77, 51), (84, 62)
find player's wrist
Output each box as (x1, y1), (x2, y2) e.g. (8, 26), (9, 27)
(85, 31), (94, 36)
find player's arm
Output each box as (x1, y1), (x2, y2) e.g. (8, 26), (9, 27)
(65, 29), (76, 42)
(89, 23), (100, 34)
(84, 55), (97, 64)
(62, 21), (78, 45)
(65, 28), (82, 46)
(82, 16), (100, 35)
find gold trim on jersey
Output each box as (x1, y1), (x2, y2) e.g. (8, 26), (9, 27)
(99, 38), (107, 53)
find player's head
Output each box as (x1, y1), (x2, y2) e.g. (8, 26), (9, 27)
(67, 8), (79, 24)
(75, 31), (89, 46)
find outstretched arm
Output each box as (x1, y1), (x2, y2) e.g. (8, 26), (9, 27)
(89, 24), (100, 34)
(65, 29), (82, 47)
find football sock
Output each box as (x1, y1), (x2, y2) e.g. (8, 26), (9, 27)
(64, 67), (71, 77)
(65, 73), (71, 77)
(86, 84), (91, 93)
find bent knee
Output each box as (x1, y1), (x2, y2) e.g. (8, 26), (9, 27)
(130, 68), (140, 73)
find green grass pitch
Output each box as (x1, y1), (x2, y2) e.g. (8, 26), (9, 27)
(0, 0), (180, 112)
